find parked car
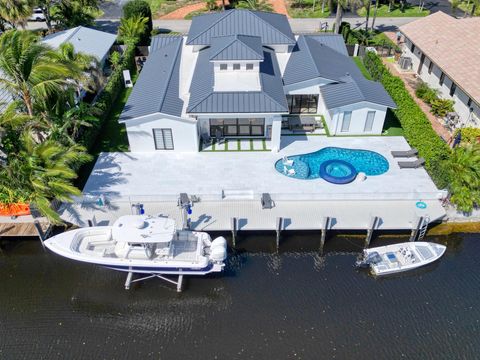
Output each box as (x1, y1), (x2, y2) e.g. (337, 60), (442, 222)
(28, 8), (46, 22)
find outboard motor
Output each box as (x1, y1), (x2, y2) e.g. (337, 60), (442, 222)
(355, 251), (382, 268)
(210, 236), (227, 263)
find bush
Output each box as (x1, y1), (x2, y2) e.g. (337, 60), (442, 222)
(123, 0), (153, 45)
(454, 127), (480, 145)
(79, 45), (136, 151)
(415, 82), (438, 105)
(430, 98), (455, 117)
(363, 51), (452, 189)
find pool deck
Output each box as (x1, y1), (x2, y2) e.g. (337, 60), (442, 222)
(61, 136), (446, 230)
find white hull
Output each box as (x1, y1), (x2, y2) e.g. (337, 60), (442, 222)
(44, 215), (227, 277)
(362, 242), (446, 276)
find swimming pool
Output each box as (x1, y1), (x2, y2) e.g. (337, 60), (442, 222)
(275, 147), (389, 181)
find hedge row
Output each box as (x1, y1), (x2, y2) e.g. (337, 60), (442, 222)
(79, 45), (136, 151)
(363, 51), (452, 189)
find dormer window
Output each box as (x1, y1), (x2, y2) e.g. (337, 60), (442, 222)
(233, 64), (241, 70)
(220, 64), (228, 70)
(246, 64), (254, 70)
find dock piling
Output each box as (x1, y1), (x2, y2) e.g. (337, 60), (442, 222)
(231, 217), (237, 247)
(364, 216), (378, 248)
(320, 217), (329, 254)
(276, 217), (283, 252)
(33, 220), (46, 250)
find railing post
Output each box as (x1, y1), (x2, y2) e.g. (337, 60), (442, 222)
(276, 217), (283, 252)
(231, 217), (237, 248)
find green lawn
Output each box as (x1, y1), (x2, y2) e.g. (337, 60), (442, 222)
(353, 57), (372, 80)
(357, 4), (430, 17)
(76, 79), (134, 189)
(184, 9), (210, 20)
(382, 109), (404, 136)
(288, 0), (331, 18)
(456, 1), (480, 15)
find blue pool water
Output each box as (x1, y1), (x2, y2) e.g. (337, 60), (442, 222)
(275, 147), (389, 180)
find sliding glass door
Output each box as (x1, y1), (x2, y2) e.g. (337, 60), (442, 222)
(210, 118), (265, 137)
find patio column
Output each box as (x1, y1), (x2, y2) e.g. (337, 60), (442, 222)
(270, 117), (282, 152)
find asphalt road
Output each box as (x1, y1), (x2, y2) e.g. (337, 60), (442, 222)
(28, 16), (423, 34)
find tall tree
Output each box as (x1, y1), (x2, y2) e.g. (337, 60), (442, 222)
(364, 0), (371, 31)
(122, 0), (153, 45)
(118, 15), (148, 45)
(334, 0), (361, 33)
(0, 0), (33, 29)
(0, 130), (91, 221)
(0, 30), (74, 116)
(370, 0), (378, 30)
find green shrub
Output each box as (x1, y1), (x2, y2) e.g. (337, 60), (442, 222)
(79, 45), (136, 151)
(415, 82), (438, 105)
(454, 127), (480, 145)
(123, 0), (153, 45)
(363, 51), (452, 189)
(430, 98), (455, 117)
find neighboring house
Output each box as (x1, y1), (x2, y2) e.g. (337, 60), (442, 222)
(42, 26), (117, 68)
(119, 10), (396, 153)
(400, 12), (480, 127)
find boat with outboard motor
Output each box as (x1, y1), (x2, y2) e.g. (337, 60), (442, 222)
(356, 242), (446, 276)
(44, 215), (228, 289)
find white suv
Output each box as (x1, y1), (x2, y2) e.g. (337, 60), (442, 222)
(28, 8), (46, 22)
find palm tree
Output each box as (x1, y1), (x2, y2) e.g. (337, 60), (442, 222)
(0, 30), (75, 116)
(370, 0), (379, 30)
(49, 102), (99, 145)
(0, 130), (92, 222)
(334, 0), (361, 33)
(363, 0), (371, 31)
(355, 29), (373, 45)
(446, 144), (480, 213)
(118, 15), (148, 45)
(235, 0), (273, 11)
(54, 42), (103, 94)
(0, 0), (32, 29)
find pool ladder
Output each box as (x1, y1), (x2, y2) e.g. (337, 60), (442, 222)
(417, 216), (430, 241)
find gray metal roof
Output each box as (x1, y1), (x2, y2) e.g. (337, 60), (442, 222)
(119, 36), (184, 121)
(42, 26), (116, 62)
(210, 35), (264, 61)
(186, 10), (296, 46)
(0, 86), (12, 113)
(283, 35), (363, 86)
(319, 77), (397, 109)
(150, 34), (184, 53)
(304, 34), (348, 56)
(187, 46), (288, 113)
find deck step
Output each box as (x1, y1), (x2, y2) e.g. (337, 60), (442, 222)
(222, 189), (255, 200)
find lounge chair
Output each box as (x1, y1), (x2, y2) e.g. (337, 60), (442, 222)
(391, 148), (418, 158)
(261, 193), (275, 209)
(398, 157), (425, 169)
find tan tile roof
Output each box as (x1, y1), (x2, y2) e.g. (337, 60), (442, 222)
(400, 12), (480, 104)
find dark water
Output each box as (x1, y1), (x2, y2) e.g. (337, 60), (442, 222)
(1, 233), (479, 359)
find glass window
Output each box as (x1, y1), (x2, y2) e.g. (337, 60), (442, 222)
(246, 63), (254, 70)
(341, 111), (352, 132)
(428, 60), (433, 74)
(439, 72), (445, 86)
(209, 118), (264, 137)
(153, 129), (174, 150)
(450, 82), (456, 97)
(410, 42), (415, 53)
(364, 111), (375, 132)
(287, 95), (318, 114)
(220, 64), (227, 70)
(468, 98), (472, 107)
(233, 64), (241, 70)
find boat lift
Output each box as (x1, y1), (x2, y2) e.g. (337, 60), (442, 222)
(124, 270), (184, 292)
(123, 193), (193, 292)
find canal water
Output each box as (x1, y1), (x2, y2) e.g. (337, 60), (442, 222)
(0, 233), (479, 359)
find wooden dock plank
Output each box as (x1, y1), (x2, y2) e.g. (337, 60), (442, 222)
(0, 222), (50, 237)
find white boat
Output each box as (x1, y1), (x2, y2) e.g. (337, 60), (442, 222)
(356, 242), (446, 276)
(44, 215), (227, 289)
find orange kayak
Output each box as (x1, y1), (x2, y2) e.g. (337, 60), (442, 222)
(0, 203), (31, 216)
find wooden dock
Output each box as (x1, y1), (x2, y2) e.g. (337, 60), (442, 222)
(0, 217), (51, 238)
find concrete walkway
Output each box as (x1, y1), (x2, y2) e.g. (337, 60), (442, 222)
(383, 59), (452, 141)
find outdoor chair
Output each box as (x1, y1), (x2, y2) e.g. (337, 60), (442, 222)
(398, 158), (425, 169)
(391, 148), (418, 158)
(282, 156), (294, 166)
(261, 193), (275, 209)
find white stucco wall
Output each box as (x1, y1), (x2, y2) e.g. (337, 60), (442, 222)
(322, 102), (387, 135)
(123, 114), (199, 152)
(403, 37), (480, 127)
